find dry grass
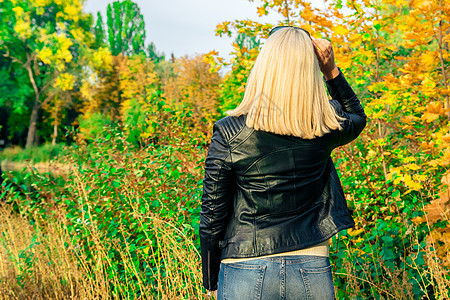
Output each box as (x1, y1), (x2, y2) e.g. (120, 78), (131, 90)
(0, 204), (109, 299)
(0, 203), (205, 299)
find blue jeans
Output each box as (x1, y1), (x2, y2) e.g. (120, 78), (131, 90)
(217, 255), (335, 300)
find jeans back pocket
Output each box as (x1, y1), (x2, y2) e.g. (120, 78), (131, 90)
(299, 264), (335, 299)
(220, 263), (267, 300)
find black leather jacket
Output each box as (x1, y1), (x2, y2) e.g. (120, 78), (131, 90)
(199, 69), (367, 291)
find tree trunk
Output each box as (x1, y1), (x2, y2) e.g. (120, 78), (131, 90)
(52, 106), (58, 146)
(52, 121), (57, 146)
(26, 96), (40, 148)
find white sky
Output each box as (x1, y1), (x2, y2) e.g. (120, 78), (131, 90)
(83, 0), (325, 59)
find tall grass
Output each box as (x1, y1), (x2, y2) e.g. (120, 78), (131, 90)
(333, 228), (450, 299)
(0, 185), (204, 299)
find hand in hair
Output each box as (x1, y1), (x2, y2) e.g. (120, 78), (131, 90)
(312, 37), (340, 81)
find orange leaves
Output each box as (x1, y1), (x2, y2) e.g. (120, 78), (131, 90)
(422, 102), (446, 123)
(420, 76), (438, 97)
(412, 172), (450, 266)
(420, 52), (437, 68)
(257, 6), (267, 17)
(215, 21), (231, 37)
(162, 54), (221, 123)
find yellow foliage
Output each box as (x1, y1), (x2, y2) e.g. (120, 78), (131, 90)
(33, 0), (52, 7)
(37, 47), (53, 65)
(12, 6), (24, 14)
(55, 73), (75, 91)
(70, 28), (85, 42)
(333, 25), (349, 36)
(348, 228), (364, 236)
(92, 47), (112, 68)
(404, 174), (423, 190)
(14, 20), (32, 39)
(421, 76), (437, 97)
(63, 5), (80, 22)
(405, 163), (420, 171)
(422, 102), (445, 123)
(216, 21), (230, 36)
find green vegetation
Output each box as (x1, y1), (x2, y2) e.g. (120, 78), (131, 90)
(0, 143), (65, 163)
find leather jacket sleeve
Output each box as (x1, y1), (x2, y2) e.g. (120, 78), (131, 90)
(325, 68), (367, 147)
(199, 121), (235, 291)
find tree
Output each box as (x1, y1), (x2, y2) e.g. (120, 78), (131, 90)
(0, 0), (92, 148)
(147, 41), (165, 63)
(93, 12), (107, 49)
(106, 0), (146, 56)
(0, 49), (34, 146)
(163, 54), (221, 125)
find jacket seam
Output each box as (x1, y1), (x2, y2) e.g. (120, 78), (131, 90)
(214, 124), (232, 162)
(205, 123), (233, 290)
(242, 145), (316, 175)
(228, 118), (249, 143)
(209, 123), (233, 245)
(231, 129), (254, 150)
(256, 162), (271, 210)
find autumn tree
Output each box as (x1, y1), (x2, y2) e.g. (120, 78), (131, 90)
(79, 49), (160, 143)
(0, 0), (93, 148)
(163, 54), (221, 126)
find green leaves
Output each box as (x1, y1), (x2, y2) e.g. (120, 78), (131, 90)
(106, 0), (146, 56)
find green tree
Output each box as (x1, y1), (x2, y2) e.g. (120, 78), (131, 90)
(0, 0), (92, 148)
(147, 41), (165, 63)
(93, 12), (106, 49)
(106, 0), (146, 56)
(0, 51), (34, 145)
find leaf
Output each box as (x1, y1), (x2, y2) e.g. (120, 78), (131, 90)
(422, 112), (440, 123)
(111, 180), (120, 188)
(257, 6), (267, 17)
(334, 25), (349, 36)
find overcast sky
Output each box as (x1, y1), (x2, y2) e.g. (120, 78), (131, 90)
(84, 0), (324, 59)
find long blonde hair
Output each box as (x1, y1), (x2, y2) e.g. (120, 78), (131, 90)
(226, 27), (343, 139)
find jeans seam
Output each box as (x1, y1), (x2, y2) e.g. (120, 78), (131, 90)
(281, 258), (285, 300)
(256, 265), (266, 300)
(300, 269), (312, 300)
(223, 263), (265, 270)
(223, 264), (228, 300)
(302, 265), (332, 273)
(285, 256), (328, 264)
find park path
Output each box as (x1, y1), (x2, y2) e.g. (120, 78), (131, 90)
(1, 161), (70, 174)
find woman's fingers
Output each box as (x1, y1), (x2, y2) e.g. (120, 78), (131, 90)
(311, 37), (337, 77)
(312, 38), (326, 65)
(312, 38), (327, 64)
(313, 38), (332, 56)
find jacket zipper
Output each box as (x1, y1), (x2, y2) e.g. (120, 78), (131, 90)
(208, 250), (211, 290)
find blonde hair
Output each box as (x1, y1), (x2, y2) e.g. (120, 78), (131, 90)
(226, 27), (343, 139)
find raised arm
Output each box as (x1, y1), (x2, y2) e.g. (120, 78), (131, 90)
(325, 68), (367, 147)
(312, 37), (367, 147)
(199, 121), (235, 292)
